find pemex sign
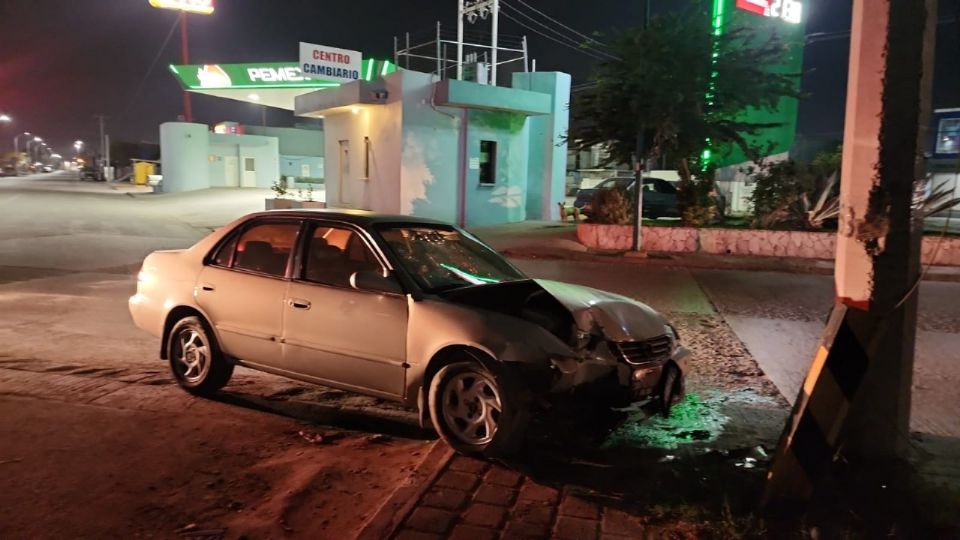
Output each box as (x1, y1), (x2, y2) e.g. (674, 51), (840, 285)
(170, 61), (396, 90)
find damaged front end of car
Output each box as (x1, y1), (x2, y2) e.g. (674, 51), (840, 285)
(439, 279), (690, 414)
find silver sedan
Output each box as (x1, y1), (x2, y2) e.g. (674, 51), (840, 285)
(129, 210), (689, 455)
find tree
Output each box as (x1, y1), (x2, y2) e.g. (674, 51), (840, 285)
(569, 7), (802, 225)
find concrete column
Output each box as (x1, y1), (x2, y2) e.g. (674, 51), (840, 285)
(835, 0), (937, 458)
(512, 72), (572, 221)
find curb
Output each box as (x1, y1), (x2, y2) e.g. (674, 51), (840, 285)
(356, 440), (455, 540)
(500, 247), (960, 283)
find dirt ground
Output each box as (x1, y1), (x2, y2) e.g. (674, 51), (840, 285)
(0, 363), (433, 540)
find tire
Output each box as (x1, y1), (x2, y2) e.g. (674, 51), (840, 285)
(167, 315), (233, 396)
(428, 360), (529, 457)
(658, 363), (683, 418)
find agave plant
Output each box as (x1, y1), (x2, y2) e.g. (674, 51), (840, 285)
(914, 174), (960, 220)
(801, 172), (841, 230)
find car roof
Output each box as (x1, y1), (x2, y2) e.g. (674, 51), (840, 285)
(245, 208), (452, 227)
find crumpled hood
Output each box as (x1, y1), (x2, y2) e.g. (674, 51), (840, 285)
(535, 279), (668, 342)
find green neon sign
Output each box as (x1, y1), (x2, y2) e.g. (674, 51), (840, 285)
(705, 0), (805, 167)
(170, 59), (396, 90)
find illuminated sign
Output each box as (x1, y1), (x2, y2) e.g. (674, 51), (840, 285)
(736, 0), (803, 24)
(148, 0), (215, 15)
(299, 42), (364, 83)
(170, 60), (396, 90)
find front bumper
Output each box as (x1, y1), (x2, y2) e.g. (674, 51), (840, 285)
(545, 344), (690, 407)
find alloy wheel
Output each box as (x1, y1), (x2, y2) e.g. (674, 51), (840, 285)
(441, 371), (502, 445)
(174, 327), (210, 383)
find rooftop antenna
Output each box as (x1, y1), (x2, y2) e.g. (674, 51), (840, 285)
(394, 0), (527, 85)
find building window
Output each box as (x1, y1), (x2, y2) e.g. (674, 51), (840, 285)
(244, 157), (256, 171)
(479, 140), (497, 185)
(936, 118), (960, 155)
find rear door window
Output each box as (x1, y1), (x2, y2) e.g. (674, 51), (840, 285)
(231, 222), (301, 277)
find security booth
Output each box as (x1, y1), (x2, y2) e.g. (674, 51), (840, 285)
(294, 69), (571, 227)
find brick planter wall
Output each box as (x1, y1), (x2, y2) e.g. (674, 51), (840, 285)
(576, 222), (960, 266)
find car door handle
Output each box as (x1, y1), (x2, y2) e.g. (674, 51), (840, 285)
(200, 283), (216, 292)
(289, 299), (311, 310)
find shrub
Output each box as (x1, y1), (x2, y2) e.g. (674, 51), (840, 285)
(677, 177), (719, 227)
(590, 187), (632, 225)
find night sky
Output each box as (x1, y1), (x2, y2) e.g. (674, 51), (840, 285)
(1, 0), (957, 156)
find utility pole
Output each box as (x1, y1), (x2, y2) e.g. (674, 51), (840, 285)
(832, 0), (937, 460)
(94, 114), (107, 179)
(631, 0), (651, 252)
(180, 11), (193, 122)
(490, 0), (500, 85)
(457, 0), (465, 80)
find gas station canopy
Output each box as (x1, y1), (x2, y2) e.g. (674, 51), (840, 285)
(169, 59), (397, 111)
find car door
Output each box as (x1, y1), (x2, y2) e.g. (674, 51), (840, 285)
(195, 219), (301, 366)
(281, 221), (408, 398)
(652, 178), (680, 216)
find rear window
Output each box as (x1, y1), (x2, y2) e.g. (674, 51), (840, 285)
(598, 178), (631, 190)
(219, 222), (300, 277)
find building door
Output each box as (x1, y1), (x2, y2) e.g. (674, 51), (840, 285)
(242, 157), (258, 187)
(338, 140), (350, 205)
(223, 156), (239, 187)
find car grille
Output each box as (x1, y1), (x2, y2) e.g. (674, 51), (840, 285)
(614, 335), (673, 367)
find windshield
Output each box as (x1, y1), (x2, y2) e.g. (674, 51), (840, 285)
(376, 225), (527, 293)
(598, 178), (633, 190)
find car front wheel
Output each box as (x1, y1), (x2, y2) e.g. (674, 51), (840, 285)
(167, 316), (233, 396)
(428, 360), (528, 457)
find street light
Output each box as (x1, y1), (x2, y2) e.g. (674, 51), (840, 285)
(0, 114), (11, 123)
(13, 131), (31, 154)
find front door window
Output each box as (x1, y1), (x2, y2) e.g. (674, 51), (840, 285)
(302, 225), (382, 288)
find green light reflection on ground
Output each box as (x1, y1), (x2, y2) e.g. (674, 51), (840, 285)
(604, 393), (731, 450)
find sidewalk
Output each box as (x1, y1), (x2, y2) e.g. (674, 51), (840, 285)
(470, 222), (960, 283)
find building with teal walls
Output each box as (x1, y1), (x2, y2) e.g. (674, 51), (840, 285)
(159, 123), (325, 192)
(245, 125), (325, 181)
(295, 68), (571, 226)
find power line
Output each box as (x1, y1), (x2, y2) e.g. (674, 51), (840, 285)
(806, 16), (958, 44)
(511, 0), (607, 47)
(498, 9), (617, 62)
(122, 15), (181, 119)
(500, 2), (602, 52)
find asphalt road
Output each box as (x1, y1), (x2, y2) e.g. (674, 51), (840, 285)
(2, 172), (958, 438)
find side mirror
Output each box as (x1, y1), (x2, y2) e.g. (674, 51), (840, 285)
(350, 270), (404, 295)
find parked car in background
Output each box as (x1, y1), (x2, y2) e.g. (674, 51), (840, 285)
(130, 210), (689, 456)
(574, 176), (684, 219)
(79, 164), (98, 181)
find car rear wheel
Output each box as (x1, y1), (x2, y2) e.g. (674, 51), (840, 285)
(429, 360), (528, 457)
(168, 316), (233, 396)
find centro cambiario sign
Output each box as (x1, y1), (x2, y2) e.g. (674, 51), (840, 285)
(736, 0), (803, 24)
